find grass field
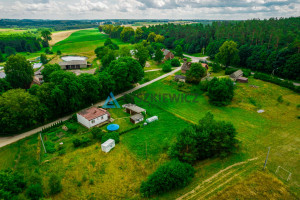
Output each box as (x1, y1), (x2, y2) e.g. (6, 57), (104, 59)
(131, 74), (300, 199)
(0, 28), (37, 35)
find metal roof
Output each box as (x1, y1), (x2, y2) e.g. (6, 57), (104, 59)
(59, 60), (87, 66)
(130, 114), (144, 121)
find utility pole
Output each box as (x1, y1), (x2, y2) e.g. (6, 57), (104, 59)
(263, 147), (271, 170)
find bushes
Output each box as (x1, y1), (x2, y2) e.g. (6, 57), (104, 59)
(242, 69), (251, 77)
(162, 63), (172, 72)
(91, 127), (105, 141)
(225, 68), (238, 75)
(186, 63), (206, 84)
(102, 132), (120, 144)
(44, 141), (56, 153)
(26, 184), (43, 200)
(168, 112), (238, 163)
(0, 169), (26, 200)
(49, 174), (62, 195)
(171, 58), (181, 67)
(254, 72), (299, 93)
(67, 124), (78, 133)
(73, 136), (91, 148)
(207, 77), (234, 106)
(211, 62), (222, 72)
(140, 160), (194, 197)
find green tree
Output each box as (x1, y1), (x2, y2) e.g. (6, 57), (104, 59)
(41, 64), (61, 82)
(97, 72), (115, 99)
(49, 174), (62, 195)
(147, 32), (156, 43)
(154, 34), (165, 43)
(41, 29), (52, 47)
(91, 127), (105, 140)
(0, 79), (12, 95)
(78, 73), (100, 104)
(102, 132), (120, 144)
(169, 112), (238, 163)
(186, 63), (206, 84)
(4, 54), (33, 89)
(120, 27), (135, 42)
(154, 48), (164, 63)
(134, 43), (149, 67)
(171, 58), (181, 67)
(174, 45), (183, 57)
(216, 40), (240, 67)
(162, 63), (172, 72)
(134, 27), (144, 42)
(119, 46), (131, 57)
(4, 46), (16, 57)
(140, 160), (195, 197)
(0, 89), (43, 134)
(0, 50), (5, 62)
(40, 54), (48, 64)
(107, 57), (144, 92)
(208, 77), (234, 106)
(101, 49), (116, 70)
(0, 169), (26, 199)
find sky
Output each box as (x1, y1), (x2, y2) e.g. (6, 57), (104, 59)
(0, 0), (299, 20)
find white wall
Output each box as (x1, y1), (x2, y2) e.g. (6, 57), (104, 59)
(77, 113), (109, 129)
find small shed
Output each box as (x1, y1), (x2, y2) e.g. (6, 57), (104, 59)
(122, 104), (146, 115)
(146, 116), (158, 123)
(101, 139), (115, 153)
(201, 63), (209, 70)
(230, 69), (243, 80)
(236, 77), (248, 83)
(181, 58), (192, 73)
(174, 75), (186, 82)
(130, 114), (144, 124)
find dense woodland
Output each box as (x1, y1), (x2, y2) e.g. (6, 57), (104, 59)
(101, 17), (300, 80)
(0, 34), (41, 55)
(0, 19), (96, 31)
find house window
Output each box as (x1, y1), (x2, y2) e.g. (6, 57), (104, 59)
(91, 120), (95, 124)
(101, 116), (104, 120)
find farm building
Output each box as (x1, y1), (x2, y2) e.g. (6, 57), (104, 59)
(0, 72), (6, 79)
(162, 49), (174, 60)
(101, 139), (115, 153)
(122, 104), (146, 115)
(174, 75), (186, 82)
(201, 63), (209, 70)
(181, 58), (192, 73)
(237, 77), (248, 83)
(77, 107), (110, 129)
(59, 60), (91, 70)
(230, 69), (243, 80)
(130, 114), (144, 124)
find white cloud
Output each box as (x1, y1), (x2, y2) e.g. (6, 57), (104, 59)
(67, 0), (108, 12)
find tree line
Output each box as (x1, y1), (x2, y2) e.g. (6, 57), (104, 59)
(0, 54), (144, 134)
(100, 17), (300, 80)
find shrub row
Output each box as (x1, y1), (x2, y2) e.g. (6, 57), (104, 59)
(254, 72), (300, 93)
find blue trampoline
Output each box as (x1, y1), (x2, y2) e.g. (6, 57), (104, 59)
(107, 124), (120, 131)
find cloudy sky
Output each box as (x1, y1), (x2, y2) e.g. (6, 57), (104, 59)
(0, 0), (299, 20)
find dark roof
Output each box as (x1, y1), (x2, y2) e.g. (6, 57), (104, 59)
(78, 107), (109, 121)
(181, 61), (192, 71)
(59, 60), (87, 66)
(130, 114), (144, 121)
(175, 75), (186, 79)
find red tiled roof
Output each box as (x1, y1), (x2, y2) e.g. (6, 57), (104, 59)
(78, 107), (109, 121)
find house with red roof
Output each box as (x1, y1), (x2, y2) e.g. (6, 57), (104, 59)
(77, 107), (110, 128)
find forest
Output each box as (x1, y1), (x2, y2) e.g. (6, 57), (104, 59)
(100, 17), (300, 80)
(0, 34), (41, 55)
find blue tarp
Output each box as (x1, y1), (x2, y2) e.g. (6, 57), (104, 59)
(107, 124), (119, 131)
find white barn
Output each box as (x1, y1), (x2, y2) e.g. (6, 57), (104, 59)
(77, 107), (110, 129)
(101, 139), (115, 153)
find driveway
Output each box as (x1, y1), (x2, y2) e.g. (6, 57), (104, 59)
(183, 54), (210, 63)
(0, 67), (181, 148)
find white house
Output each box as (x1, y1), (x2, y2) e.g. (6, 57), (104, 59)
(77, 107), (110, 129)
(101, 139), (115, 153)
